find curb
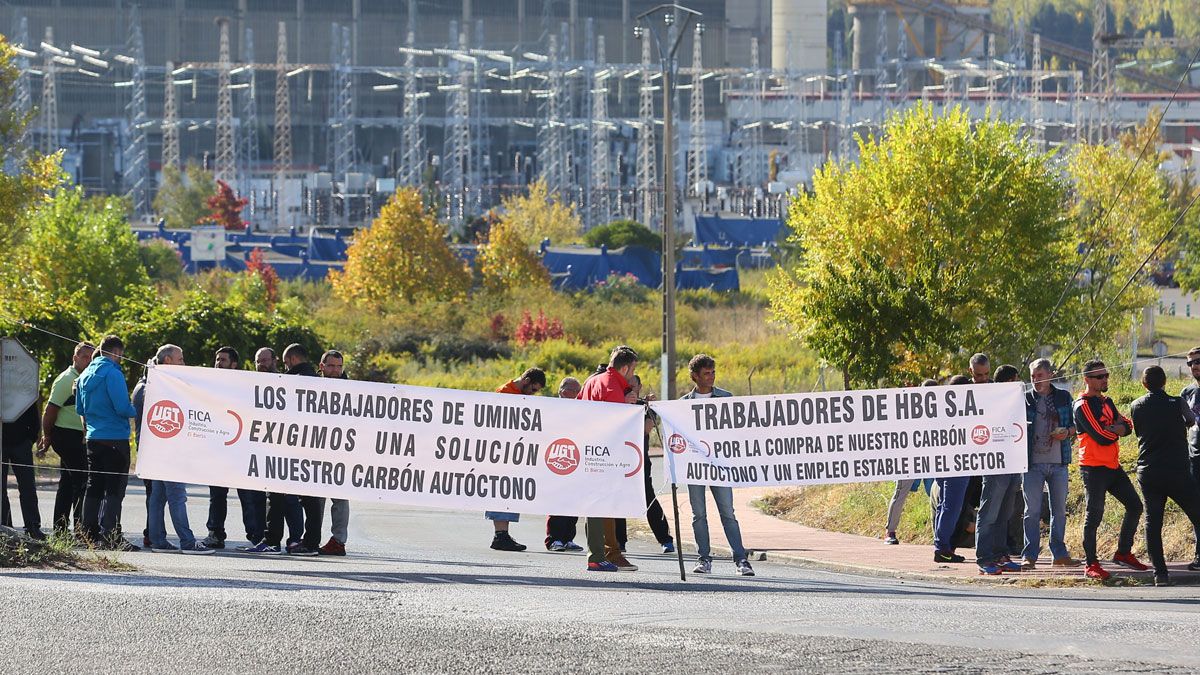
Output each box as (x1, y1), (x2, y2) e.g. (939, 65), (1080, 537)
(639, 528), (1200, 587)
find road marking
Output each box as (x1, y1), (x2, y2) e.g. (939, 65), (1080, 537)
(423, 576), (455, 583)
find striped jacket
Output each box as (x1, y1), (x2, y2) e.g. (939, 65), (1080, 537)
(1072, 393), (1130, 469)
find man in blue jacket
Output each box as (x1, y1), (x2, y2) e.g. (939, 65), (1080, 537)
(76, 334), (140, 551)
(1020, 358), (1076, 569)
(682, 354), (753, 577)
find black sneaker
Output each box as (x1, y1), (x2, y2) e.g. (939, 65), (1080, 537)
(1154, 573), (1173, 587)
(25, 529), (46, 542)
(202, 534), (226, 550)
(1188, 558), (1200, 572)
(490, 532), (527, 552)
(934, 551), (965, 563)
(108, 538), (142, 552)
(286, 542), (319, 556)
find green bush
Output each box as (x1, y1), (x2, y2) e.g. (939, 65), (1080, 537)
(138, 240), (185, 285)
(590, 273), (651, 304)
(583, 219), (661, 252)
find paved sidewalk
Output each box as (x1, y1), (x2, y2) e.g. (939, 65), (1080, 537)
(665, 486), (1200, 585)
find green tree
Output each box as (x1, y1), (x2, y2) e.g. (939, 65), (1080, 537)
(330, 189), (471, 307)
(1061, 129), (1176, 357)
(153, 163), (216, 229)
(9, 188), (149, 320)
(0, 36), (61, 255)
(112, 288), (321, 385)
(769, 104), (1071, 385)
(583, 219), (661, 252)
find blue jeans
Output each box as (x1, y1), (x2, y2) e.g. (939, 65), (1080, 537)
(933, 476), (970, 552)
(239, 489), (267, 544)
(688, 485), (746, 561)
(148, 480), (195, 548)
(1022, 463), (1070, 561)
(485, 511), (519, 522)
(974, 473), (1019, 564)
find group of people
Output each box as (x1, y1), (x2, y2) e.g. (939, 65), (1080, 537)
(482, 349), (754, 576)
(2, 337), (754, 576)
(1, 336), (353, 558)
(884, 352), (1200, 586)
(14, 335), (1197, 583)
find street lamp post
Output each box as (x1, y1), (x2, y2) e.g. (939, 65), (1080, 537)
(637, 3), (700, 584)
(636, 4), (701, 403)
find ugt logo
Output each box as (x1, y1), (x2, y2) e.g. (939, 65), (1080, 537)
(545, 438), (580, 476)
(971, 425), (991, 445)
(147, 400), (185, 439)
(668, 433), (688, 454)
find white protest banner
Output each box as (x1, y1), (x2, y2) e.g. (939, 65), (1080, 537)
(136, 365), (646, 517)
(652, 382), (1028, 488)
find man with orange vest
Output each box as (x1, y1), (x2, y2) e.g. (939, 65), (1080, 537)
(1073, 359), (1149, 581)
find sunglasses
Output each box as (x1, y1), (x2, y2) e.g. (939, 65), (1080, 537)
(1189, 359), (1200, 367)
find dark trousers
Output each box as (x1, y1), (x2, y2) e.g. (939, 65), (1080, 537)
(299, 495), (325, 548)
(1138, 469), (1200, 574)
(1192, 454), (1200, 491)
(614, 457), (674, 547)
(1, 442), (41, 533)
(264, 492), (305, 547)
(81, 440), (131, 542)
(239, 490), (267, 544)
(142, 479), (153, 540)
(206, 486), (267, 542)
(1080, 465), (1143, 564)
(50, 427), (87, 534)
(545, 515), (578, 547)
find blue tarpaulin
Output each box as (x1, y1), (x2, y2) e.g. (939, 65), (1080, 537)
(694, 214), (783, 247)
(541, 244), (662, 290)
(135, 228), (743, 288)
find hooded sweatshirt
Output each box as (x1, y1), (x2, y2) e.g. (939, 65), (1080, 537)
(76, 356), (137, 441)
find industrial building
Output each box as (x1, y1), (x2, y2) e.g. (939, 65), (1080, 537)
(5, 0), (1199, 231)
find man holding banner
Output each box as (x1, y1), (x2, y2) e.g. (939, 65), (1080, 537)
(485, 367), (547, 553)
(682, 354), (753, 577)
(580, 346), (640, 573)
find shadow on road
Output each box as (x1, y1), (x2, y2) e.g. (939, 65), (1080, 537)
(1, 571), (381, 593)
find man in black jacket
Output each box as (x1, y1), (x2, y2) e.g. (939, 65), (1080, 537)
(1130, 365), (1200, 586)
(2, 402), (43, 539)
(279, 343), (324, 556)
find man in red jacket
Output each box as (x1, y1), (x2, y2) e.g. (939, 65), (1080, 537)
(579, 345), (640, 572)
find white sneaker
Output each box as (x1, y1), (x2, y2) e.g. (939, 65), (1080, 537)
(735, 559), (755, 577)
(548, 540), (567, 552)
(562, 541), (583, 552)
(693, 559), (712, 574)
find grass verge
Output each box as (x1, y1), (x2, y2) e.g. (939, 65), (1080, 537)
(0, 528), (136, 571)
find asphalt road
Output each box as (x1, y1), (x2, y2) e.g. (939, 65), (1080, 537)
(2, 483), (1200, 673)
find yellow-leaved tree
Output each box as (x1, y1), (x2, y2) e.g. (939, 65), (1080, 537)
(497, 179), (582, 247)
(330, 189), (471, 307)
(476, 215), (550, 294)
(476, 180), (577, 293)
